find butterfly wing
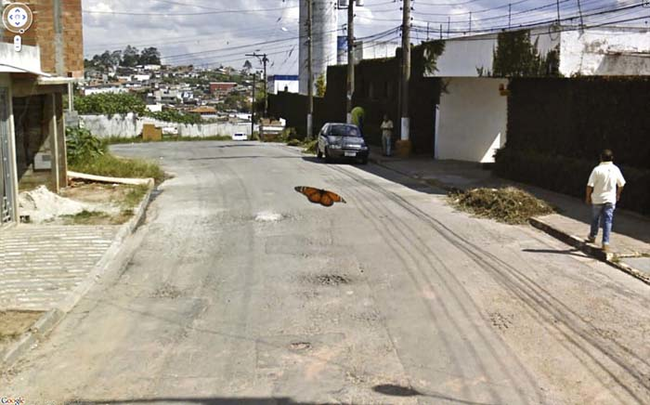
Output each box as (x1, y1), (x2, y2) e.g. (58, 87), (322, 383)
(295, 186), (323, 204)
(323, 191), (346, 204)
(320, 193), (334, 207)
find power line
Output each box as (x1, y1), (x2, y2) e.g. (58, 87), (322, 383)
(83, 6), (300, 17)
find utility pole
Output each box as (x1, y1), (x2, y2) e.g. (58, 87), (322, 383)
(346, 0), (355, 124)
(469, 12), (472, 34)
(508, 4), (512, 29)
(306, 0), (314, 139)
(246, 52), (270, 117)
(447, 16), (450, 38)
(555, 0), (561, 24)
(399, 0), (411, 153)
(576, 0), (585, 30)
(251, 71), (256, 137)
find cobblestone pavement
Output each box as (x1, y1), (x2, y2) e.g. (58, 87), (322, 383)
(0, 225), (119, 311)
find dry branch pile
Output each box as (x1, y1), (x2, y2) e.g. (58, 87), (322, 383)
(449, 187), (554, 224)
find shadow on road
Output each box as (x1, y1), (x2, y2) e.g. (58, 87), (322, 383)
(67, 398), (315, 405)
(300, 156), (447, 197)
(372, 384), (501, 405)
(521, 248), (586, 258)
(188, 156), (304, 161)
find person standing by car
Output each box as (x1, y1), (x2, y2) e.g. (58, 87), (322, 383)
(586, 149), (626, 252)
(351, 106), (365, 137)
(380, 114), (394, 156)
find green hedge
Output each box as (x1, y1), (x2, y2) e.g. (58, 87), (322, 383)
(495, 148), (650, 216)
(507, 78), (650, 170)
(75, 93), (147, 116)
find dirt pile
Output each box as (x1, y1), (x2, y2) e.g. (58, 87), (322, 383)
(449, 187), (555, 224)
(18, 186), (90, 223)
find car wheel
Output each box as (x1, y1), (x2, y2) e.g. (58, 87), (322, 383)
(317, 146), (323, 159)
(324, 148), (332, 163)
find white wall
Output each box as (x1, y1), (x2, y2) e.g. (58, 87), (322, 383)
(80, 114), (251, 139)
(270, 80), (299, 94)
(432, 28), (559, 77)
(437, 78), (507, 163)
(0, 42), (42, 74)
(560, 29), (650, 76)
(83, 87), (127, 96)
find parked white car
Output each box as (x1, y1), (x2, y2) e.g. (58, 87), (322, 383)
(232, 133), (248, 141)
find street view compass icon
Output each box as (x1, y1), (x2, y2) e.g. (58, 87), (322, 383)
(2, 2), (34, 34)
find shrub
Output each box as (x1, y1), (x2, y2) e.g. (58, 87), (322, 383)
(66, 127), (107, 166)
(146, 109), (202, 125)
(495, 147), (650, 216)
(282, 127), (303, 142)
(287, 139), (301, 147)
(302, 139), (318, 155)
(75, 93), (147, 116)
(71, 153), (165, 184)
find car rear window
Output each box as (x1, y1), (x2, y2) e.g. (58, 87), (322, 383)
(329, 125), (360, 137)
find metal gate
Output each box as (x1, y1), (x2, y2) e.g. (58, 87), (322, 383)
(0, 88), (15, 224)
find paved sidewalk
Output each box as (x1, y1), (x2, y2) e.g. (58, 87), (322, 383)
(0, 225), (119, 311)
(369, 151), (650, 280)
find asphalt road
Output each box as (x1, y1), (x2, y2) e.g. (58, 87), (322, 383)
(3, 142), (649, 405)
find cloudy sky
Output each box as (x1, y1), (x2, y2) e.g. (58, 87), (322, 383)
(82, 0), (649, 74)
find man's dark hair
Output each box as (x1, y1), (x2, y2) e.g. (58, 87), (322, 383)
(601, 149), (614, 162)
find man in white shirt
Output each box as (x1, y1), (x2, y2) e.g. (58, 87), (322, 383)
(380, 114), (394, 156)
(586, 149), (626, 252)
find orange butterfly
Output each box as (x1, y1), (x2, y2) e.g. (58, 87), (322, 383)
(294, 186), (346, 207)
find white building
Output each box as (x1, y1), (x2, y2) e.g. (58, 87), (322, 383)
(337, 38), (400, 65)
(299, 0), (338, 95)
(426, 26), (650, 163)
(83, 85), (128, 96)
(268, 75), (299, 94)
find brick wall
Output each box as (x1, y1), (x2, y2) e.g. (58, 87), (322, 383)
(36, 0), (84, 77)
(1, 1), (83, 77)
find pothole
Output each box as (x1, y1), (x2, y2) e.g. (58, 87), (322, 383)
(151, 284), (183, 299)
(302, 274), (351, 286)
(289, 341), (312, 351)
(255, 211), (284, 222)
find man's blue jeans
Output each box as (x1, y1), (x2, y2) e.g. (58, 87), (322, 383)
(590, 203), (616, 244)
(382, 135), (391, 156)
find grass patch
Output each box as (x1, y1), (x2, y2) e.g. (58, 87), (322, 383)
(71, 153), (165, 184)
(301, 139), (318, 155)
(62, 210), (109, 225)
(123, 184), (149, 208)
(448, 187), (555, 225)
(105, 135), (233, 144)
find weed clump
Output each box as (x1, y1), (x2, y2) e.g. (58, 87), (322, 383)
(449, 187), (554, 224)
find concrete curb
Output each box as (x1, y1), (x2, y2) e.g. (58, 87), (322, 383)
(369, 155), (650, 286)
(0, 179), (155, 369)
(530, 217), (650, 286)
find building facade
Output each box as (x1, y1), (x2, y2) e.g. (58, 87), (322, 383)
(1, 0), (83, 228)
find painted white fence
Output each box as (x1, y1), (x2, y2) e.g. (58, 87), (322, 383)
(80, 114), (251, 139)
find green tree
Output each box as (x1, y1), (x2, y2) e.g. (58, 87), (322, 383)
(138, 47), (161, 65)
(122, 45), (140, 67)
(315, 73), (326, 97)
(492, 31), (560, 77)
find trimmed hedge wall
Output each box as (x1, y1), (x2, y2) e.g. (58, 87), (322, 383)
(497, 77), (650, 216)
(495, 149), (650, 216)
(506, 77), (650, 169)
